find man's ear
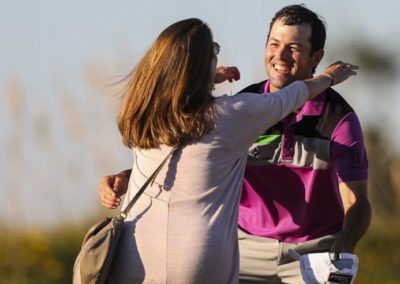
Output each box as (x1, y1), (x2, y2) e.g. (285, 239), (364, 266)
(313, 49), (324, 68)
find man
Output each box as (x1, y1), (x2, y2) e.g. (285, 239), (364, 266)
(236, 5), (370, 283)
(98, 5), (371, 283)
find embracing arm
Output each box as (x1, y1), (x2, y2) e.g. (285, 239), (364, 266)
(214, 62), (358, 100)
(98, 169), (131, 209)
(331, 180), (372, 253)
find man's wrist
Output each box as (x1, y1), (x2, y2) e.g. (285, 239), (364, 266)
(331, 237), (356, 253)
(118, 169), (132, 177)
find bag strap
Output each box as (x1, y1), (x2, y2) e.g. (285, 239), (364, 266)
(114, 145), (180, 224)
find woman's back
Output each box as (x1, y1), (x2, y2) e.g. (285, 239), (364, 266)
(108, 85), (309, 283)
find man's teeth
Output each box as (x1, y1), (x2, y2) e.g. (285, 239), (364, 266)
(274, 64), (289, 71)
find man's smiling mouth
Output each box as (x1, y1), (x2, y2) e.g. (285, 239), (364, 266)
(273, 64), (290, 72)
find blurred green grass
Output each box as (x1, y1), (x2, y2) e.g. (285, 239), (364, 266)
(1, 213), (399, 283)
(0, 221), (90, 284)
(355, 216), (400, 284)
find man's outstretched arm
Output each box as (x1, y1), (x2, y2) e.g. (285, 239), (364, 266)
(332, 179), (371, 253)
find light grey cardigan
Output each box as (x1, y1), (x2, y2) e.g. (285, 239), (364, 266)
(108, 81), (308, 284)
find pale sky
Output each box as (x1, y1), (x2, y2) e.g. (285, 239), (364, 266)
(1, 0), (399, 226)
(1, 0), (399, 94)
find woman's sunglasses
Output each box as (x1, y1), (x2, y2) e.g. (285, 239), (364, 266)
(213, 42), (220, 56)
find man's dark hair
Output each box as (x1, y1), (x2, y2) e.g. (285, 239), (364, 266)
(267, 4), (326, 54)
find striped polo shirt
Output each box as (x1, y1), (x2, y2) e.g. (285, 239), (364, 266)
(238, 80), (368, 243)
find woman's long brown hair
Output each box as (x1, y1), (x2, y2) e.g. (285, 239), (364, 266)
(117, 18), (216, 149)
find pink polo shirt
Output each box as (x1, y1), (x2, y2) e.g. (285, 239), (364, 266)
(238, 81), (368, 242)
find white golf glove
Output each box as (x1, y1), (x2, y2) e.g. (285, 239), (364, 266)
(288, 249), (359, 284)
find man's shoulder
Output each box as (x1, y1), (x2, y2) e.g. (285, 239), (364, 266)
(316, 88), (357, 137)
(324, 88), (354, 113)
(238, 80), (267, 94)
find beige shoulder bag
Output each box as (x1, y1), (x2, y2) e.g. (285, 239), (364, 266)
(73, 145), (180, 284)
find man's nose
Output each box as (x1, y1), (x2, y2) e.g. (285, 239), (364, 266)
(275, 46), (291, 60)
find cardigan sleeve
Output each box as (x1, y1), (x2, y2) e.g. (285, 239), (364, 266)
(214, 81), (309, 152)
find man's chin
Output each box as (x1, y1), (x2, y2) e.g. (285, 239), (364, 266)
(269, 79), (294, 90)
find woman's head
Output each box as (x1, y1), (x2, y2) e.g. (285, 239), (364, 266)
(118, 18), (217, 149)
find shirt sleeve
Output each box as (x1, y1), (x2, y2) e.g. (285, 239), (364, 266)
(331, 112), (368, 183)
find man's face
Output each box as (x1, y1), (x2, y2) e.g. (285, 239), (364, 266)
(265, 18), (323, 92)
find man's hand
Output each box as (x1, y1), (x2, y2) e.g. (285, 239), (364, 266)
(214, 66), (240, 84)
(98, 170), (131, 209)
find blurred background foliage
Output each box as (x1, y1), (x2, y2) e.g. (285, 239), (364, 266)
(1, 37), (400, 283)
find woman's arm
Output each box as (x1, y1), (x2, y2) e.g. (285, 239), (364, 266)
(214, 62), (358, 100)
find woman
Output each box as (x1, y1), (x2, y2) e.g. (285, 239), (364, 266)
(107, 18), (357, 283)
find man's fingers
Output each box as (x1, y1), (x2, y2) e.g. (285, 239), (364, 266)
(113, 176), (122, 191)
(104, 192), (120, 202)
(105, 175), (116, 187)
(98, 175), (123, 209)
(101, 191), (121, 208)
(101, 198), (120, 209)
(99, 176), (116, 194)
(113, 174), (129, 196)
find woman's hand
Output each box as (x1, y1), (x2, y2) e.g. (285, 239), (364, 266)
(322, 61), (359, 86)
(304, 61), (359, 100)
(214, 66), (241, 84)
